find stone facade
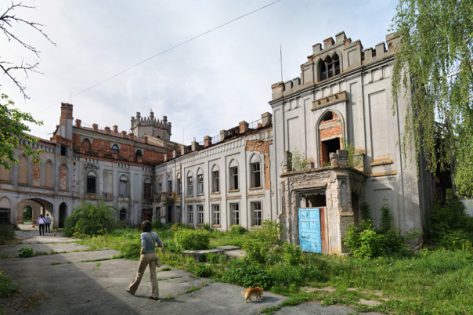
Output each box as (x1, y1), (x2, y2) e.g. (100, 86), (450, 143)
(154, 113), (274, 231)
(269, 31), (431, 253)
(0, 31), (435, 255)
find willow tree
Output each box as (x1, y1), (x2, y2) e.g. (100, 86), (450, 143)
(392, 0), (473, 197)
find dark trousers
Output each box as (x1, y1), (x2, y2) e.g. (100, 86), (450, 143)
(39, 224), (45, 236)
(45, 223), (51, 233)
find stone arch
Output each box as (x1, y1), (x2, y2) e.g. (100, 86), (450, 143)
(17, 198), (53, 225)
(86, 171), (97, 194)
(18, 155), (28, 185)
(44, 160), (54, 189)
(318, 52), (341, 81)
(317, 110), (345, 166)
(59, 164), (68, 191)
(135, 149), (143, 163)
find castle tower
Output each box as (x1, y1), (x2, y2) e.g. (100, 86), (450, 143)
(130, 110), (172, 141)
(59, 103), (73, 140)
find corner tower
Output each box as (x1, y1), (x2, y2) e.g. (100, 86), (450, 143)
(130, 111), (172, 141)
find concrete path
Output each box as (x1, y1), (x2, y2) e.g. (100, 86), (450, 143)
(0, 229), (382, 314)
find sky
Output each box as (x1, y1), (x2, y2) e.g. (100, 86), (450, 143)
(1, 0), (397, 145)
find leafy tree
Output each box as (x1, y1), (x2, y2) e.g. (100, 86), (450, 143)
(392, 0), (473, 196)
(64, 202), (117, 237)
(0, 2), (54, 168)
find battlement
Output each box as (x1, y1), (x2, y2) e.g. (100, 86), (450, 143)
(271, 32), (401, 101)
(130, 110), (172, 141)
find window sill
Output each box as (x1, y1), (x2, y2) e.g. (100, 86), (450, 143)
(249, 186), (263, 190)
(228, 189), (240, 193)
(212, 224), (221, 228)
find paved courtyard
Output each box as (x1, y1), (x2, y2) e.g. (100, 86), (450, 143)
(0, 228), (381, 314)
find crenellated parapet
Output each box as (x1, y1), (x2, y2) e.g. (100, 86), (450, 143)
(130, 110), (172, 141)
(271, 32), (401, 101)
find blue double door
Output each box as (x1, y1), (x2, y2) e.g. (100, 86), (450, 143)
(298, 208), (322, 253)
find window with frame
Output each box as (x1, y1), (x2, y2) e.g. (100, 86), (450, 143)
(111, 144), (120, 153)
(250, 162), (261, 188)
(211, 170), (219, 193)
(157, 178), (162, 194)
(212, 204), (220, 225)
(143, 179), (152, 200)
(187, 205), (194, 225)
(197, 173), (204, 195)
(197, 205), (204, 225)
(177, 177), (182, 194)
(229, 166), (239, 190)
(167, 179), (172, 195)
(86, 171), (96, 194)
(319, 54), (340, 81)
(230, 203), (239, 225)
(251, 201), (262, 226)
(187, 175), (193, 196)
(119, 175), (128, 197)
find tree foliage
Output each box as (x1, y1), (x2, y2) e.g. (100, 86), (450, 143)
(0, 2), (53, 168)
(64, 202), (117, 237)
(392, 0), (473, 196)
(0, 93), (42, 168)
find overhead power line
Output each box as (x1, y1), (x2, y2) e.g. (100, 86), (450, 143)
(71, 0), (282, 98)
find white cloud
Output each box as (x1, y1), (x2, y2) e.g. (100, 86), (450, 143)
(1, 0), (397, 144)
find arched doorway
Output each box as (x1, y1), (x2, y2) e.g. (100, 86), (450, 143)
(59, 203), (67, 228)
(22, 206), (33, 224)
(17, 198), (53, 225)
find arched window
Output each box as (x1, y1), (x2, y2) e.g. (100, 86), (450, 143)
(176, 172), (182, 194)
(229, 160), (239, 191)
(120, 208), (127, 221)
(59, 164), (68, 191)
(249, 155), (262, 188)
(18, 156), (28, 185)
(143, 178), (152, 200)
(32, 161), (40, 187)
(119, 175), (128, 197)
(186, 171), (193, 196)
(319, 53), (341, 81)
(111, 144), (120, 153)
(86, 171), (96, 194)
(196, 168), (204, 195)
(135, 149), (143, 162)
(167, 173), (172, 195)
(81, 138), (91, 153)
(319, 111), (342, 165)
(0, 166), (10, 183)
(211, 165), (220, 193)
(44, 160), (54, 189)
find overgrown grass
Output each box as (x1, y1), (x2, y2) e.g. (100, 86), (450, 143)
(0, 225), (15, 245)
(0, 271), (18, 298)
(75, 223), (473, 314)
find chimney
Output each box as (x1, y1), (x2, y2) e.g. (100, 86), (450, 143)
(113, 125), (118, 133)
(59, 103), (73, 140)
(172, 150), (177, 158)
(261, 112), (272, 127)
(204, 136), (212, 148)
(239, 121), (249, 134)
(105, 126), (111, 134)
(121, 131), (127, 137)
(191, 140), (198, 152)
(92, 123), (98, 131)
(220, 130), (226, 141)
(180, 145), (186, 155)
(75, 119), (81, 127)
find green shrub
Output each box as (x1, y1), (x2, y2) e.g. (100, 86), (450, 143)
(243, 239), (271, 264)
(118, 241), (141, 259)
(282, 243), (302, 266)
(268, 263), (304, 288)
(0, 272), (18, 298)
(189, 263), (213, 277)
(64, 202), (116, 237)
(18, 247), (34, 258)
(0, 225), (15, 244)
(174, 229), (210, 250)
(221, 259), (273, 289)
(229, 225), (247, 235)
(439, 230), (473, 250)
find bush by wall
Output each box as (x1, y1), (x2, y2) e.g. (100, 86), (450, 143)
(64, 202), (116, 237)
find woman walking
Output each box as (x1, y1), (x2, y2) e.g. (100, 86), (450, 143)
(127, 220), (163, 300)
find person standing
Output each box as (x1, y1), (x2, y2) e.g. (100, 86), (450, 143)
(44, 214), (52, 234)
(37, 215), (45, 236)
(127, 220), (163, 300)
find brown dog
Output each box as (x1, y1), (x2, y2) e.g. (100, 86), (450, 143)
(242, 287), (263, 303)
